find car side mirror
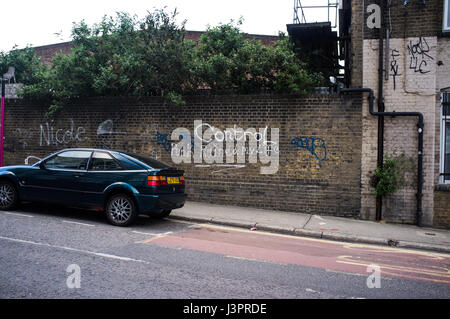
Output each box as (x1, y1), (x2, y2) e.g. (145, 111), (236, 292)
(39, 162), (46, 170)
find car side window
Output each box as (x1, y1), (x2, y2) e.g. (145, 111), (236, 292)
(45, 151), (92, 170)
(89, 152), (123, 171)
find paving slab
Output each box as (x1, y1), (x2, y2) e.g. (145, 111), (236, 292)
(304, 214), (450, 247)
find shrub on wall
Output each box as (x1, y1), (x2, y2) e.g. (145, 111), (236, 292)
(370, 154), (415, 198)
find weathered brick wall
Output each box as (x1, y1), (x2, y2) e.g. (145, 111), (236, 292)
(362, 36), (437, 225)
(434, 37), (450, 228)
(364, 0), (443, 39)
(3, 94), (362, 217)
(351, 0), (364, 87)
(434, 186), (450, 229)
(33, 42), (73, 65)
(360, 0), (443, 225)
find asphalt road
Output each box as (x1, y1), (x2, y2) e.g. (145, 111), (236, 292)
(0, 203), (449, 299)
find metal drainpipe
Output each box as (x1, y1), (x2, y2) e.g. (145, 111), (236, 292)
(376, 0), (386, 221)
(1, 78), (5, 167)
(339, 88), (424, 227)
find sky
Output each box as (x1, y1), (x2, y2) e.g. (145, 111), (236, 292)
(1, 0), (335, 52)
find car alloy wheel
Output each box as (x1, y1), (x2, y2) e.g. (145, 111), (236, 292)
(106, 194), (137, 226)
(0, 182), (18, 210)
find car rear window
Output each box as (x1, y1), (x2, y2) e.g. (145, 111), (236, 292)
(122, 152), (172, 169)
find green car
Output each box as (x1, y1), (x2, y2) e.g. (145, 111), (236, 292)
(0, 148), (187, 226)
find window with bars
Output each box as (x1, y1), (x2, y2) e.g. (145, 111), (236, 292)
(441, 92), (450, 183)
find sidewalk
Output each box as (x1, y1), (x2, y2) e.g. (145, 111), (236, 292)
(169, 201), (450, 254)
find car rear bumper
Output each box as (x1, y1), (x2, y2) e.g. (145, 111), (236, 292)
(136, 192), (187, 214)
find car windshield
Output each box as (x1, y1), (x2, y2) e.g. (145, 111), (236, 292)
(123, 152), (172, 169)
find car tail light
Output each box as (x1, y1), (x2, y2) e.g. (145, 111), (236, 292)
(147, 176), (167, 186)
(180, 176), (185, 185)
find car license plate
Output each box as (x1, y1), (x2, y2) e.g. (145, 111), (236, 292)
(167, 177), (180, 184)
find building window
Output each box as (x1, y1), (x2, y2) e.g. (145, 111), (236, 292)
(441, 92), (450, 183)
(444, 0), (450, 31)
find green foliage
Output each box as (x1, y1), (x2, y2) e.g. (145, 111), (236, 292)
(195, 20), (323, 94)
(0, 46), (48, 85)
(2, 9), (323, 116)
(371, 155), (415, 198)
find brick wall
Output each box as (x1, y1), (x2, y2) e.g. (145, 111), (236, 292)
(362, 37), (437, 225)
(351, 0), (364, 87)
(3, 94), (363, 217)
(434, 37), (450, 228)
(434, 186), (450, 228)
(359, 0), (447, 226)
(33, 42), (73, 65)
(364, 0), (443, 39)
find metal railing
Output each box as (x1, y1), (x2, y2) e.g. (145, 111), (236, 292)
(293, 0), (340, 28)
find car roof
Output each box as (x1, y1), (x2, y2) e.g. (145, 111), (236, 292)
(58, 148), (124, 154)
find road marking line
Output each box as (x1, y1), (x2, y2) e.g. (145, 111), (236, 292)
(3, 212), (34, 218)
(62, 220), (95, 227)
(305, 288), (320, 294)
(325, 269), (393, 280)
(342, 243), (450, 258)
(136, 231), (174, 244)
(132, 231), (173, 236)
(225, 255), (288, 266)
(194, 224), (450, 258)
(0, 235), (151, 264)
(337, 255), (450, 276)
(336, 256), (450, 284)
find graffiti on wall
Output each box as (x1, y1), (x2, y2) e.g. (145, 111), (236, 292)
(9, 117), (336, 175)
(390, 49), (401, 90)
(156, 131), (172, 153)
(289, 136), (329, 167)
(169, 121), (280, 174)
(40, 119), (87, 147)
(388, 37), (434, 91)
(24, 155), (41, 165)
(407, 37), (434, 74)
(13, 128), (33, 149)
(96, 119), (126, 149)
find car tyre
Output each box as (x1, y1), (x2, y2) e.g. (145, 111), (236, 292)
(105, 194), (138, 226)
(151, 209), (172, 219)
(0, 181), (18, 210)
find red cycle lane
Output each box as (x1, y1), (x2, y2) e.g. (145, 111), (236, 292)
(141, 224), (450, 285)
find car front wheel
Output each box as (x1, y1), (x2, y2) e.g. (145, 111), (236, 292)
(105, 194), (137, 226)
(0, 181), (18, 210)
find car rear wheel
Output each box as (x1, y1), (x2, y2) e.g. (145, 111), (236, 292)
(0, 181), (18, 210)
(105, 194), (137, 226)
(151, 209), (172, 219)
